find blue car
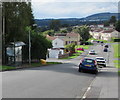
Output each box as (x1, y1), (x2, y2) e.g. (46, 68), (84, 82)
(78, 58), (98, 74)
(103, 48), (108, 52)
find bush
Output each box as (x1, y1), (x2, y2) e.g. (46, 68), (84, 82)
(114, 39), (120, 42)
(65, 43), (76, 53)
(80, 41), (93, 45)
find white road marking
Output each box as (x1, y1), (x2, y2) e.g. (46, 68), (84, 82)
(80, 76), (96, 100)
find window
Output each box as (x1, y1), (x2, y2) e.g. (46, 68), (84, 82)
(55, 42), (57, 45)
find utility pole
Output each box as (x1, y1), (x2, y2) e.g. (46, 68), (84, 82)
(28, 24), (37, 65)
(28, 27), (31, 65)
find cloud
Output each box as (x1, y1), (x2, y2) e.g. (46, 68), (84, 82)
(32, 2), (118, 19)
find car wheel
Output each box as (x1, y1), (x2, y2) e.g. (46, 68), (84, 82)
(94, 70), (98, 74)
(104, 65), (106, 67)
(78, 68), (81, 72)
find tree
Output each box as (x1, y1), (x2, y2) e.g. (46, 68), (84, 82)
(2, 2), (52, 64)
(42, 30), (54, 36)
(109, 16), (116, 25)
(115, 20), (120, 32)
(60, 29), (68, 33)
(73, 25), (90, 42)
(2, 2), (35, 64)
(23, 30), (52, 61)
(67, 27), (72, 32)
(65, 43), (76, 53)
(31, 33), (52, 60)
(3, 2), (34, 44)
(104, 21), (110, 27)
(49, 20), (61, 31)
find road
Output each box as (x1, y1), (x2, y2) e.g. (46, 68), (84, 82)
(2, 43), (118, 99)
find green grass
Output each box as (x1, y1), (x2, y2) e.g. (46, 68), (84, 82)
(113, 43), (120, 58)
(60, 52), (81, 59)
(114, 60), (120, 64)
(88, 38), (111, 43)
(118, 71), (120, 76)
(0, 65), (15, 71)
(114, 60), (120, 68)
(75, 45), (89, 49)
(61, 45), (90, 59)
(113, 43), (120, 69)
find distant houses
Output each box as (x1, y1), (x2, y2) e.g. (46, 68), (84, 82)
(46, 32), (80, 58)
(47, 32), (80, 48)
(89, 24), (120, 41)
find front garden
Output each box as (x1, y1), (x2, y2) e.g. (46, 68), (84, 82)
(60, 44), (90, 59)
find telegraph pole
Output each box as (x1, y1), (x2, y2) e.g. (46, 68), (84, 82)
(28, 28), (31, 65)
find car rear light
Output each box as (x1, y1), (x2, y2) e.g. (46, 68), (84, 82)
(94, 60), (97, 65)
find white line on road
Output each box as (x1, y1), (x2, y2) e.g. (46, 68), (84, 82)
(80, 76), (96, 100)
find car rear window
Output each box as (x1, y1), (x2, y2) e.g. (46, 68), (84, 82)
(83, 59), (94, 63)
(97, 58), (104, 60)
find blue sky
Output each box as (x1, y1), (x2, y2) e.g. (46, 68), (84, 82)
(31, 1), (118, 19)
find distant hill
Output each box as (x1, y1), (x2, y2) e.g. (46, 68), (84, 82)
(35, 12), (120, 27)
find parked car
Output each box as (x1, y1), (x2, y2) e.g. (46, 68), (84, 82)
(103, 48), (108, 52)
(76, 48), (84, 51)
(89, 50), (96, 55)
(95, 57), (106, 67)
(91, 40), (98, 43)
(78, 58), (98, 74)
(104, 43), (109, 48)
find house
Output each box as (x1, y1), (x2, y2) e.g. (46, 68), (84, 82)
(97, 24), (104, 28)
(90, 28), (120, 41)
(54, 32), (80, 45)
(65, 32), (80, 45)
(90, 29), (103, 39)
(52, 38), (64, 48)
(101, 30), (120, 40)
(46, 32), (80, 58)
(48, 48), (64, 58)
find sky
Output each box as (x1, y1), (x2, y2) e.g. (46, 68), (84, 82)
(31, 0), (119, 19)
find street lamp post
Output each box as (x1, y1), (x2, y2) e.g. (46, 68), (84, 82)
(28, 24), (37, 65)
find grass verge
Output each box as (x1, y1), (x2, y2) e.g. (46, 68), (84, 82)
(113, 43), (120, 59)
(75, 45), (89, 50)
(0, 65), (15, 71)
(113, 43), (120, 75)
(0, 62), (62, 71)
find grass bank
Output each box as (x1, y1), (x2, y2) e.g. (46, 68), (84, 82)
(113, 43), (120, 59)
(113, 43), (120, 75)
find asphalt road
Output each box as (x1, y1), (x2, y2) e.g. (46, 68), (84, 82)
(2, 43), (118, 99)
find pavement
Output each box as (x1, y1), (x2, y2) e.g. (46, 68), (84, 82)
(2, 43), (119, 99)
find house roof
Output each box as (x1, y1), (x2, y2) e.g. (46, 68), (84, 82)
(66, 32), (79, 37)
(54, 33), (67, 36)
(46, 35), (56, 40)
(93, 29), (103, 32)
(102, 29), (115, 33)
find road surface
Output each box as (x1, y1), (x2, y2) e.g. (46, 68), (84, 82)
(2, 43), (118, 99)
